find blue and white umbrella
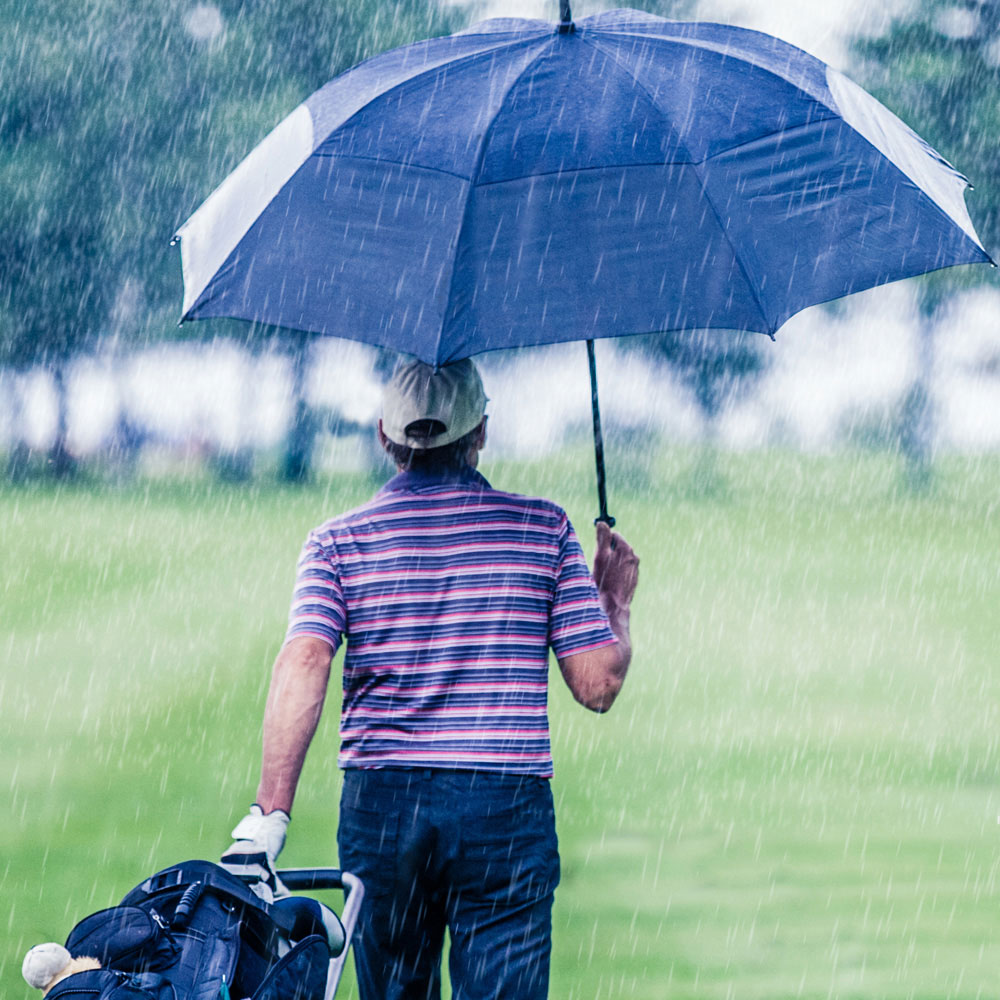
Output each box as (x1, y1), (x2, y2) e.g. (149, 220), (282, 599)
(176, 5), (992, 520)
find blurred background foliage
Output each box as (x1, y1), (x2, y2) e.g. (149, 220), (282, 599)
(0, 0), (465, 371)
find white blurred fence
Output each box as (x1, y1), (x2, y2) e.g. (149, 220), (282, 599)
(2, 287), (999, 475)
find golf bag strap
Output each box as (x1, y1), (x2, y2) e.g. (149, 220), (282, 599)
(129, 861), (298, 937)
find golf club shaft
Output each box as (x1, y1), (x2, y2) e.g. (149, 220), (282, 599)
(586, 339), (615, 528)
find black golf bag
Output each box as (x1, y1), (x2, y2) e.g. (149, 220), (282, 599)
(46, 860), (342, 1000)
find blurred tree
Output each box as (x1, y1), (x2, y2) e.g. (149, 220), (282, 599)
(628, 329), (771, 493)
(0, 0), (463, 479)
(852, 0), (999, 488)
(0, 0), (120, 476)
(281, 330), (315, 484)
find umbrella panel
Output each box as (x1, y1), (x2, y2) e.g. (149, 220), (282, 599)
(705, 120), (989, 328)
(189, 157), (467, 360)
(445, 164), (764, 362)
(314, 38), (548, 179)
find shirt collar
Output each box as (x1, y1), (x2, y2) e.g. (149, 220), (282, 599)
(379, 464), (491, 495)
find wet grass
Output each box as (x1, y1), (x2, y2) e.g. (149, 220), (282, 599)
(3, 449), (999, 999)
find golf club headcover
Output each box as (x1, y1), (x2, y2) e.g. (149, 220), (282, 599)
(23, 944), (101, 993)
(271, 896), (346, 956)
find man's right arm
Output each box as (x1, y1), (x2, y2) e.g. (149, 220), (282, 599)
(557, 522), (638, 713)
(222, 635), (333, 888)
(255, 635), (335, 815)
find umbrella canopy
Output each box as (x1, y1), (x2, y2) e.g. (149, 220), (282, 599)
(176, 7), (992, 523)
(177, 8), (991, 364)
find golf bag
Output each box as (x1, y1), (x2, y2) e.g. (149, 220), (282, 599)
(47, 860), (340, 1000)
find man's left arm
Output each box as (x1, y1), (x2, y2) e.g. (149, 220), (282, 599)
(557, 522), (638, 712)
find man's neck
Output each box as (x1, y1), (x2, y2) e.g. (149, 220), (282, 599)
(382, 463), (489, 493)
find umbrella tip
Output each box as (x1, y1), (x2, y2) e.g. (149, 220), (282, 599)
(558, 0), (574, 32)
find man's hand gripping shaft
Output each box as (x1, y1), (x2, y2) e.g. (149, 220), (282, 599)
(556, 521), (639, 713)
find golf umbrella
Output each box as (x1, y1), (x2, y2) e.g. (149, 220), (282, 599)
(176, 4), (992, 523)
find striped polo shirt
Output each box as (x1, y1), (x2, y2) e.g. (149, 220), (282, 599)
(285, 465), (617, 777)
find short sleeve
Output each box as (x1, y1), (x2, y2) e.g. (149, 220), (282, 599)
(548, 514), (617, 659)
(284, 532), (347, 652)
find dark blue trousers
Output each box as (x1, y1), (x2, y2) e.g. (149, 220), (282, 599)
(338, 768), (560, 1000)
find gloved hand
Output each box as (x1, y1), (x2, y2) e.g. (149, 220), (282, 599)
(220, 804), (291, 901)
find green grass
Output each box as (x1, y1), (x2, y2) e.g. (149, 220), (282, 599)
(3, 449), (1000, 999)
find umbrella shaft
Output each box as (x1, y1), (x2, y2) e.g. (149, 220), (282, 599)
(587, 339), (614, 527)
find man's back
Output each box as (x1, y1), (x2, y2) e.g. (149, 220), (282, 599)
(286, 465), (617, 776)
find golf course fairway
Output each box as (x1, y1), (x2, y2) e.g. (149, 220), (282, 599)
(3, 448), (997, 999)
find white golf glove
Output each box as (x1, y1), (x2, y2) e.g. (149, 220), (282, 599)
(221, 804), (291, 901)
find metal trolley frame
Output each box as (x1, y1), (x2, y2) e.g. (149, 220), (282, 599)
(278, 868), (365, 1000)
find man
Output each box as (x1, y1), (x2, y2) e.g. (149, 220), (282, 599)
(226, 359), (638, 999)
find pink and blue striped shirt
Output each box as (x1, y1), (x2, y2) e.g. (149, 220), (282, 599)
(285, 466), (617, 777)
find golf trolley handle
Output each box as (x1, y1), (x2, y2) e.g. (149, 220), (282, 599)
(277, 868), (365, 1000)
(277, 867), (346, 891)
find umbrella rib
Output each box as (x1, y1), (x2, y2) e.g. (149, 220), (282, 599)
(311, 151), (472, 182)
(581, 32), (775, 332)
(432, 36), (558, 365)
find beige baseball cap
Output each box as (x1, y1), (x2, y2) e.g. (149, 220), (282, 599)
(381, 358), (487, 449)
